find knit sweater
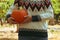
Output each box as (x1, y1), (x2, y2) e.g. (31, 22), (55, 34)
(6, 0), (54, 30)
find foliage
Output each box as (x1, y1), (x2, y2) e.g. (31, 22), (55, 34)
(0, 0), (14, 18)
(51, 0), (60, 14)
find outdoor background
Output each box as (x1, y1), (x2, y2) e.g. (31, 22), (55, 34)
(0, 0), (60, 40)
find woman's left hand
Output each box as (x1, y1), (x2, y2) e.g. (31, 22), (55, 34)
(22, 16), (32, 24)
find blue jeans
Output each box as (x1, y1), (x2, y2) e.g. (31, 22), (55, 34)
(18, 29), (48, 40)
(18, 36), (48, 40)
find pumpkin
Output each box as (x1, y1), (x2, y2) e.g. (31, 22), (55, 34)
(11, 9), (28, 23)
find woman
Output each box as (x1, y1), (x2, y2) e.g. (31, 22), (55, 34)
(6, 0), (54, 40)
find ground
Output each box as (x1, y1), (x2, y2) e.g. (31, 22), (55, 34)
(0, 24), (60, 40)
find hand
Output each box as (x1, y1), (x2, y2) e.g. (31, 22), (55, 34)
(22, 16), (32, 24)
(7, 17), (17, 24)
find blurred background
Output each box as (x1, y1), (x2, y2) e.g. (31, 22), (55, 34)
(0, 0), (60, 40)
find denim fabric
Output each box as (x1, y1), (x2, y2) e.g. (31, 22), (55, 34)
(18, 36), (48, 40)
(18, 29), (48, 40)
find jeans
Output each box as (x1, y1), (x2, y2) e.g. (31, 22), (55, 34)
(18, 29), (48, 40)
(18, 36), (48, 40)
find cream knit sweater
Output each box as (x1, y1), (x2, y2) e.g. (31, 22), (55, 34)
(6, 0), (54, 30)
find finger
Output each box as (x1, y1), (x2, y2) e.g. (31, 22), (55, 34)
(8, 17), (17, 24)
(10, 17), (15, 20)
(22, 18), (30, 23)
(10, 20), (17, 24)
(24, 15), (29, 18)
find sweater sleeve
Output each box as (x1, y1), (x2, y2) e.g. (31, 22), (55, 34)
(6, 4), (15, 20)
(6, 4), (15, 15)
(39, 5), (54, 20)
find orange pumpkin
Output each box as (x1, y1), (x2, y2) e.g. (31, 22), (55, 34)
(11, 9), (28, 23)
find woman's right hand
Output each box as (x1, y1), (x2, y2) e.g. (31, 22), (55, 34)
(7, 17), (17, 24)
